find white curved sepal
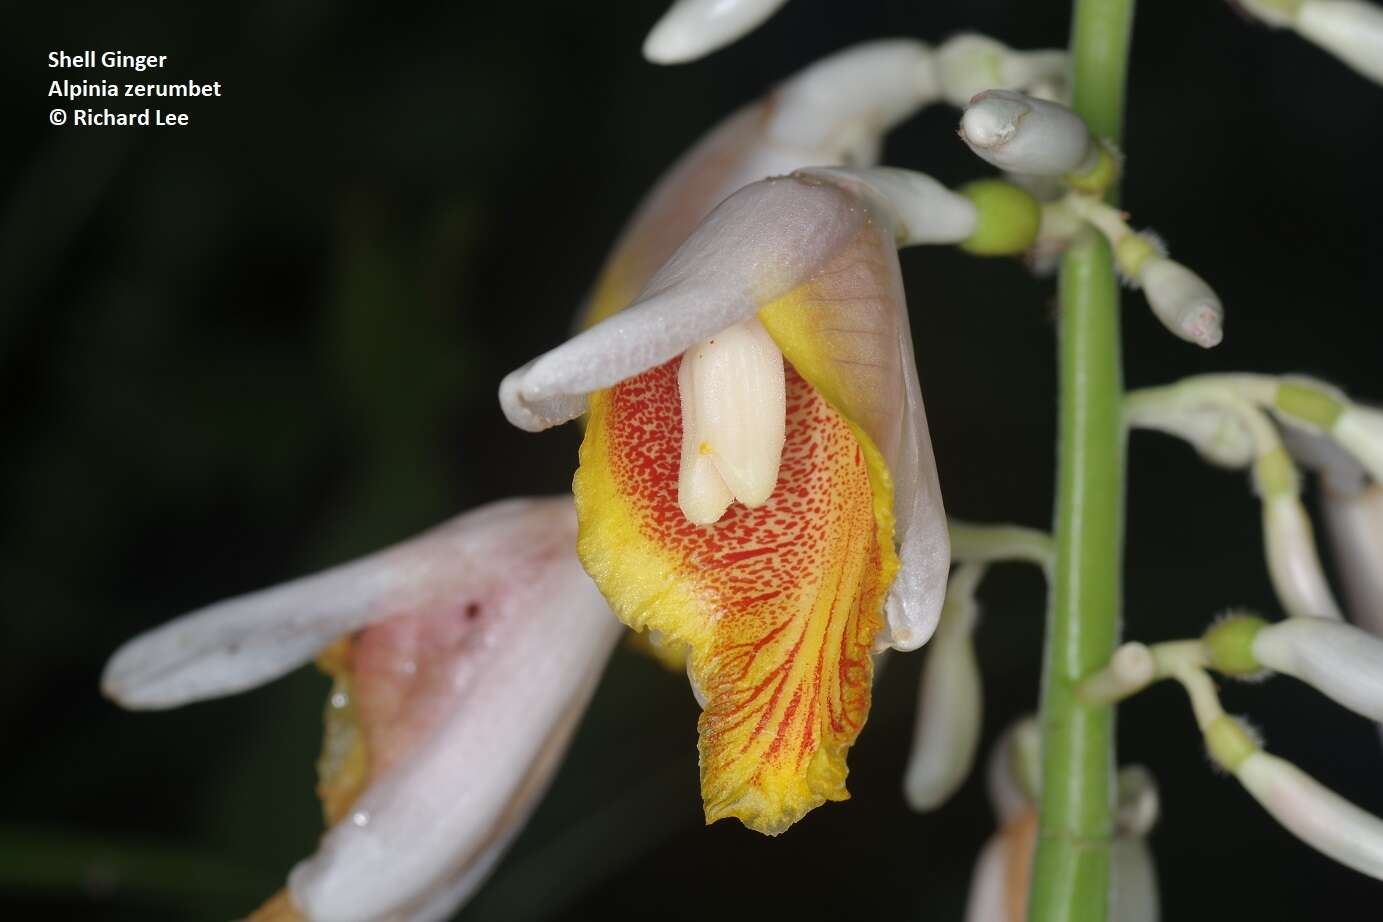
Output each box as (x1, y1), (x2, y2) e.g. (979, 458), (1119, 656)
(1237, 751), (1383, 880)
(1138, 258), (1224, 348)
(796, 166), (978, 247)
(642, 0), (791, 64)
(959, 90), (1095, 176)
(935, 33), (1070, 108)
(102, 498), (577, 709)
(1282, 426), (1369, 496)
(288, 552), (623, 922)
(1296, 1), (1383, 84)
(1253, 617), (1383, 720)
(1333, 405), (1383, 485)
(768, 40), (940, 153)
(1263, 493), (1345, 620)
(903, 570), (983, 811)
(1323, 485), (1383, 636)
(499, 177), (861, 432)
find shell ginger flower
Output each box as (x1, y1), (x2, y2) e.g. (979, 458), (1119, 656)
(501, 165), (989, 833)
(102, 497), (621, 922)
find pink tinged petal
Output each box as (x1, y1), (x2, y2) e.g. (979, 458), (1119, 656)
(1252, 617), (1383, 721)
(643, 0), (791, 64)
(963, 833), (1010, 922)
(102, 498), (579, 710)
(500, 177), (865, 432)
(1323, 485), (1383, 636)
(289, 550), (621, 922)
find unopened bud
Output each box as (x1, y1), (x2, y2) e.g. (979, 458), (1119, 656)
(959, 90), (1096, 176)
(1296, 1), (1383, 85)
(1322, 484), (1383, 637)
(1263, 492), (1345, 620)
(1333, 405), (1383, 485)
(1138, 257), (1224, 348)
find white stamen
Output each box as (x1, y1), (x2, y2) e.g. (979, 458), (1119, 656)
(677, 318), (786, 525)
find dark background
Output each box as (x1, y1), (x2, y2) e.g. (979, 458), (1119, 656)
(3, 1), (1382, 919)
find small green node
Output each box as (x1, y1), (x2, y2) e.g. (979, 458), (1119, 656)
(1206, 715), (1259, 771)
(1203, 614), (1267, 675)
(1114, 234), (1159, 279)
(958, 180), (1041, 256)
(1276, 381), (1345, 430)
(1253, 447), (1298, 497)
(1063, 144), (1121, 195)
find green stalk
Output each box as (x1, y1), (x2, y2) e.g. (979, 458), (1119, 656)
(1028, 2), (1134, 920)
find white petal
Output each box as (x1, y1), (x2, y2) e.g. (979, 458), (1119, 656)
(101, 498), (577, 709)
(767, 40), (940, 152)
(936, 33), (1069, 107)
(1296, 1), (1383, 84)
(1111, 838), (1160, 922)
(904, 587), (982, 810)
(500, 177), (863, 431)
(289, 552), (622, 922)
(796, 166), (978, 246)
(959, 90), (1094, 176)
(1323, 485), (1383, 636)
(642, 0), (790, 64)
(1282, 427), (1368, 496)
(963, 833), (1010, 922)
(1253, 617), (1383, 720)
(985, 717), (1040, 824)
(1334, 405), (1383, 485)
(1237, 751), (1383, 879)
(1263, 492), (1344, 620)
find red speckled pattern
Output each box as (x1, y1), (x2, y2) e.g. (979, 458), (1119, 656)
(589, 356), (886, 831)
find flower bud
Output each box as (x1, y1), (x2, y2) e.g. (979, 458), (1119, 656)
(643, 0), (790, 64)
(1253, 617), (1383, 720)
(1137, 257), (1224, 348)
(959, 90), (1096, 176)
(904, 576), (982, 811)
(985, 716), (1041, 825)
(1236, 751), (1383, 880)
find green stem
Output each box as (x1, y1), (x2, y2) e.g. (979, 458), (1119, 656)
(1028, 2), (1134, 920)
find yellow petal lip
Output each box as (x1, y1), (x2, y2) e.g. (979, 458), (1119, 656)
(576, 353), (896, 834)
